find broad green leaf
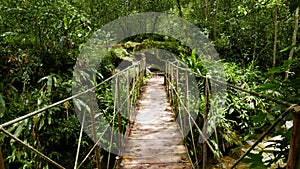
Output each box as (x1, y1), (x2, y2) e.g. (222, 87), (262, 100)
(251, 112), (266, 123)
(266, 114), (275, 121)
(242, 157), (252, 163)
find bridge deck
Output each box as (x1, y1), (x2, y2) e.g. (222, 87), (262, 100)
(118, 76), (192, 169)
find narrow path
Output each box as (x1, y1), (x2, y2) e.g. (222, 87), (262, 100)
(118, 76), (192, 169)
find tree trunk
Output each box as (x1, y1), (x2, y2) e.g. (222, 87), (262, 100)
(287, 111), (300, 169)
(205, 0), (208, 21)
(213, 0), (219, 40)
(176, 0), (183, 17)
(0, 146), (5, 169)
(285, 7), (299, 80)
(270, 3), (278, 83)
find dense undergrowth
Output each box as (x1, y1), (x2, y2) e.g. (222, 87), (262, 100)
(1, 0), (299, 168)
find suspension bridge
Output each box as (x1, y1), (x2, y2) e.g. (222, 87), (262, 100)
(0, 59), (299, 169)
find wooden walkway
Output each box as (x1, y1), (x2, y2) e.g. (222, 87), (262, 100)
(118, 76), (192, 169)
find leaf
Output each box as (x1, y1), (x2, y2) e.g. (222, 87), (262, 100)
(242, 157), (252, 164)
(57, 22), (63, 29)
(256, 83), (279, 91)
(63, 16), (68, 29)
(48, 116), (52, 125)
(279, 45), (293, 53)
(38, 76), (49, 83)
(266, 114), (275, 121)
(267, 58), (298, 74)
(243, 134), (251, 141)
(47, 76), (53, 93)
(0, 94), (5, 118)
(14, 121), (25, 138)
(38, 116), (45, 131)
(1, 32), (17, 37)
(251, 112), (266, 123)
(250, 161), (267, 169)
(74, 99), (82, 111)
(295, 45), (300, 52)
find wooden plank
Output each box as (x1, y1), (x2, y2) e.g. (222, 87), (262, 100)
(118, 76), (192, 168)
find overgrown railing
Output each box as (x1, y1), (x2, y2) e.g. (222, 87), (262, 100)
(165, 61), (215, 169)
(165, 61), (300, 169)
(0, 59), (146, 169)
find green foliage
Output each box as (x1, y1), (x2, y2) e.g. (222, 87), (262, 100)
(1, 0), (299, 168)
(0, 94), (5, 119)
(181, 50), (207, 75)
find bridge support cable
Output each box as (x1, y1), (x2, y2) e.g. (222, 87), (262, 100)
(230, 104), (298, 169)
(166, 61), (300, 169)
(74, 111), (86, 169)
(165, 62), (218, 163)
(76, 59), (146, 168)
(0, 127), (65, 169)
(88, 91), (102, 169)
(0, 59), (146, 168)
(166, 62), (219, 167)
(165, 72), (216, 167)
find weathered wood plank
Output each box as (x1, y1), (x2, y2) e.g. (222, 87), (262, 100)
(118, 76), (192, 169)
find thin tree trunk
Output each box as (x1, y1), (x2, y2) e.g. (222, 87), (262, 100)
(253, 13), (258, 60)
(285, 7), (299, 80)
(0, 146), (5, 169)
(205, 0), (208, 21)
(287, 111), (300, 169)
(176, 0), (183, 17)
(270, 3), (278, 83)
(213, 0), (219, 40)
